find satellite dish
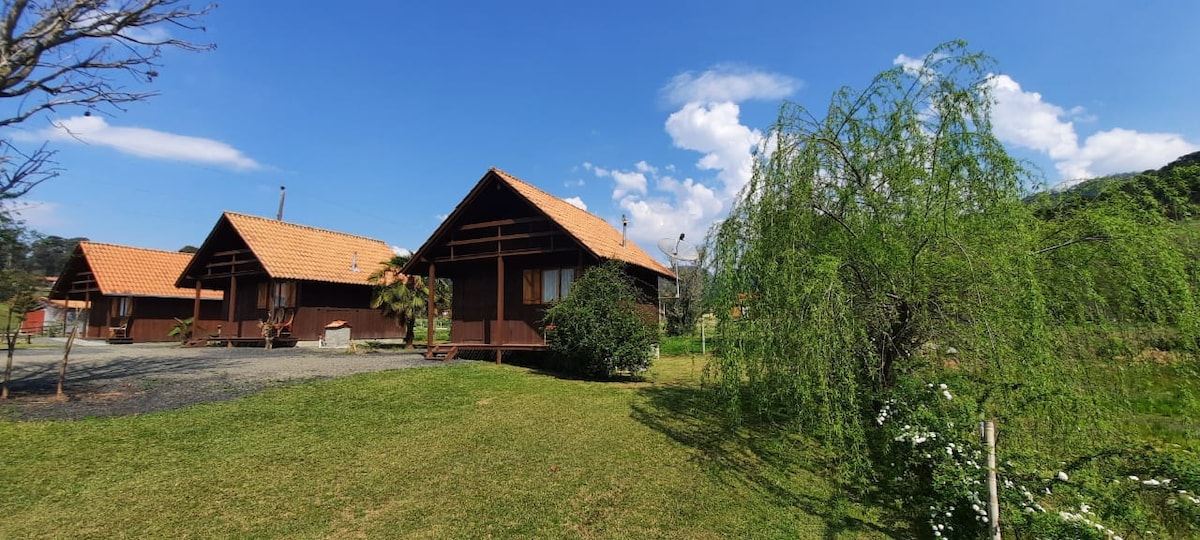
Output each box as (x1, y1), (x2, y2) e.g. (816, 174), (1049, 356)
(657, 234), (699, 300)
(657, 234), (700, 263)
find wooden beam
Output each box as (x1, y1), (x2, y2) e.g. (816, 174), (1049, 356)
(457, 216), (547, 232)
(496, 255), (504, 364)
(193, 281), (202, 340)
(444, 230), (559, 248)
(227, 275), (238, 337)
(212, 248), (254, 257)
(198, 269), (265, 282)
(431, 246), (578, 264)
(427, 262), (436, 350)
(203, 258), (261, 270)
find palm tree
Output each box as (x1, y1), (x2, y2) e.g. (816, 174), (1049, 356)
(368, 255), (425, 348)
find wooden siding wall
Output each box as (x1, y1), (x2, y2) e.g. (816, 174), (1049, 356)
(291, 307), (403, 341)
(448, 252), (587, 345)
(450, 266), (494, 343)
(78, 295), (222, 342)
(216, 278), (399, 340)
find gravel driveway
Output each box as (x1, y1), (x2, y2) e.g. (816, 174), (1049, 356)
(1, 340), (450, 421)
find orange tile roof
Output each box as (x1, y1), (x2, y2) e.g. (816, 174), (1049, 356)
(223, 212), (395, 285)
(78, 242), (223, 300)
(489, 168), (674, 277)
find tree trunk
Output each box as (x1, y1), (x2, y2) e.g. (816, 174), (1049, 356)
(404, 319), (415, 349)
(2, 311), (16, 399)
(57, 326), (78, 396)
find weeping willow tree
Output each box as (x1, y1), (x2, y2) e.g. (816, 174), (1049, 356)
(707, 41), (1197, 479)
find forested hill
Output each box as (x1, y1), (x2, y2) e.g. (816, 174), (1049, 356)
(1028, 151), (1200, 220)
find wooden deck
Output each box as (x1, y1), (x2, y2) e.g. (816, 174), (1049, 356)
(190, 337), (299, 348)
(425, 342), (547, 362)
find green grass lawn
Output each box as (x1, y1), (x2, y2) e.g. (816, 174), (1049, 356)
(0, 356), (899, 539)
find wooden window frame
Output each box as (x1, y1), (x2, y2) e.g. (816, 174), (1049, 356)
(524, 267), (577, 304)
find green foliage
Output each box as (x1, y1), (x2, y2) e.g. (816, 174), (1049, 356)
(664, 263), (705, 337)
(368, 254), (449, 347)
(706, 41), (1200, 536)
(709, 41), (1068, 475)
(1030, 152), (1200, 222)
(542, 261), (659, 378)
(167, 317), (194, 340)
(872, 377), (990, 537)
(1034, 187), (1199, 333)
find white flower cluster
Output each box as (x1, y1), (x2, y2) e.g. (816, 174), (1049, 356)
(924, 382), (954, 400)
(967, 491), (989, 523)
(875, 398), (897, 425)
(1127, 475), (1200, 506)
(893, 424), (940, 446)
(1058, 505), (1123, 540)
(927, 505), (956, 537)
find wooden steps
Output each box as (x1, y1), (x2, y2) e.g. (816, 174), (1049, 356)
(425, 344), (458, 361)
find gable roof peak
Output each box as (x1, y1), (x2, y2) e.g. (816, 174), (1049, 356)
(413, 168), (673, 278)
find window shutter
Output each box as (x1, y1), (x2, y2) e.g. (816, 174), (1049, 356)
(257, 282), (268, 309)
(283, 281), (297, 307)
(523, 269), (541, 304)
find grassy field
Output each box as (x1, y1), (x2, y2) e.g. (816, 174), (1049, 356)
(0, 356), (900, 539)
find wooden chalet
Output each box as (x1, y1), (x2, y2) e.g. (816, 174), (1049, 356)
(176, 212), (403, 343)
(50, 242), (224, 343)
(401, 168), (674, 361)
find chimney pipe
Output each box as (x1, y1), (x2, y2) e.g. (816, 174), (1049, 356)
(276, 186), (286, 221)
(621, 214), (628, 247)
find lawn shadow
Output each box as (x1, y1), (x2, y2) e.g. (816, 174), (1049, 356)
(489, 351), (651, 384)
(630, 381), (906, 539)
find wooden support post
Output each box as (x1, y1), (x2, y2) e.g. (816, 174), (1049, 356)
(193, 280), (202, 339)
(427, 262), (436, 350)
(83, 290), (90, 339)
(496, 255), (505, 364)
(227, 275), (238, 340)
(985, 420), (1001, 540)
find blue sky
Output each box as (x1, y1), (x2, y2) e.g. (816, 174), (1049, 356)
(8, 1), (1200, 261)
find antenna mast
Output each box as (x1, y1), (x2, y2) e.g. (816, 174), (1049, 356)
(276, 186), (286, 221)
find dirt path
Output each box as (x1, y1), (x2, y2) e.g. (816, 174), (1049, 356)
(0, 342), (448, 421)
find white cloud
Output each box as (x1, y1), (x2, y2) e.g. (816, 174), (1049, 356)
(986, 74), (1199, 183)
(616, 171), (725, 249)
(663, 65), (799, 106)
(28, 115), (261, 171)
(391, 246), (412, 257)
(893, 53), (947, 82)
(665, 101), (761, 198)
(634, 160), (657, 175)
(585, 66), (796, 253)
(1060, 129), (1198, 181)
(609, 170), (647, 199)
(562, 196), (588, 210)
(988, 75), (1078, 161)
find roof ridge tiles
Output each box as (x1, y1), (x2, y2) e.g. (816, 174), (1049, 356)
(79, 241), (193, 255)
(222, 211), (387, 244)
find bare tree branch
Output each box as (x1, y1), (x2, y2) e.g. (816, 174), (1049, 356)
(0, 0), (213, 199)
(0, 140), (59, 200)
(1032, 235), (1114, 256)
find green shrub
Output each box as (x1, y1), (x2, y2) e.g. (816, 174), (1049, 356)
(872, 372), (1200, 539)
(542, 261), (659, 378)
